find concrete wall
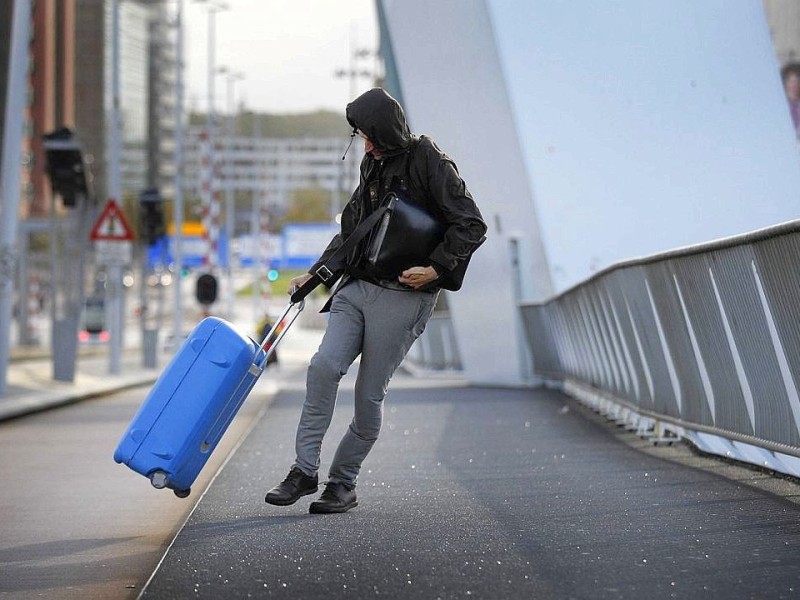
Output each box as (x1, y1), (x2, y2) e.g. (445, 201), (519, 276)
(489, 1), (800, 292)
(379, 0), (553, 385)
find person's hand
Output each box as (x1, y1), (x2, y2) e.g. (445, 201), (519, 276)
(399, 266), (439, 289)
(289, 273), (313, 295)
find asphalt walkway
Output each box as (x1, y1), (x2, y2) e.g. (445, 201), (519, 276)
(3, 329), (800, 599)
(140, 376), (800, 599)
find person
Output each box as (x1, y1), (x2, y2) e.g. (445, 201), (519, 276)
(264, 88), (487, 514)
(255, 314), (280, 367)
(781, 63), (800, 145)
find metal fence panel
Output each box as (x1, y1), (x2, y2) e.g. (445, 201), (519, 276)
(621, 267), (681, 417)
(522, 220), (800, 467)
(754, 235), (800, 446)
(669, 254), (747, 433)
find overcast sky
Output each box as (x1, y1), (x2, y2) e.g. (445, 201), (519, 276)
(183, 0), (378, 115)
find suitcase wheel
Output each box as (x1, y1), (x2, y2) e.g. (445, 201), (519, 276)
(174, 487), (191, 499)
(149, 470), (169, 489)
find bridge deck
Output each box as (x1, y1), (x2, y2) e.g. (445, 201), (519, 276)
(141, 377), (800, 599)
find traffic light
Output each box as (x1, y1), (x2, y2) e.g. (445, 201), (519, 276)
(195, 273), (218, 305)
(139, 188), (165, 244)
(43, 127), (93, 207)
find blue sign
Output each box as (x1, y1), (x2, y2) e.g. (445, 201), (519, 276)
(147, 233), (230, 270)
(276, 223), (338, 270)
(147, 223), (338, 272)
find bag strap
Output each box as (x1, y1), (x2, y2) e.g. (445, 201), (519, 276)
(289, 205), (391, 303)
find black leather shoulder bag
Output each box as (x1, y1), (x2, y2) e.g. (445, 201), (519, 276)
(365, 190), (445, 281)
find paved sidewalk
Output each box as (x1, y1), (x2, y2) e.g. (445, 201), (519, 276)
(0, 351), (160, 422)
(0, 314), (328, 423)
(0, 295), (329, 423)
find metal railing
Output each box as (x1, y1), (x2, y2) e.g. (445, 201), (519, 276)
(521, 220), (800, 478)
(405, 312), (462, 372)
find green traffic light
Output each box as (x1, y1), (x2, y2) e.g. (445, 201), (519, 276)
(267, 269), (280, 282)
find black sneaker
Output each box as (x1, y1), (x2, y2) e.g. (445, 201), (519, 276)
(309, 481), (358, 514)
(265, 467), (318, 506)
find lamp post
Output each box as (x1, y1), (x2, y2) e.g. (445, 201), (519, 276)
(172, 0), (186, 346)
(217, 66), (244, 320)
(194, 0), (228, 312)
(334, 46), (379, 221)
(108, 0), (124, 374)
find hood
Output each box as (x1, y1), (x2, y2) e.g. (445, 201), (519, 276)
(346, 88), (413, 156)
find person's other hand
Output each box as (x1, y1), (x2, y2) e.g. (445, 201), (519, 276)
(289, 273), (313, 295)
(399, 266), (439, 289)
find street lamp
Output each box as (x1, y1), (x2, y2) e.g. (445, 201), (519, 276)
(107, 0), (124, 375)
(192, 0), (228, 311)
(172, 0), (186, 346)
(334, 47), (379, 100)
(194, 0), (228, 120)
(334, 47), (379, 220)
(216, 66), (244, 319)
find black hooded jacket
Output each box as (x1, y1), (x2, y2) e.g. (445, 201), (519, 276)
(310, 88), (487, 292)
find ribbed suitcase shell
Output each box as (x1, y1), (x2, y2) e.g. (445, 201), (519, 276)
(113, 317), (265, 495)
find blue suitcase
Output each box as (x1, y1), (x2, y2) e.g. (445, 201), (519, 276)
(114, 302), (303, 498)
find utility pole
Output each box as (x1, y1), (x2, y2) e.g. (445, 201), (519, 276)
(251, 117), (270, 324)
(195, 0), (227, 316)
(43, 128), (94, 382)
(218, 66), (243, 320)
(108, 0), (124, 375)
(0, 0), (32, 395)
(173, 0), (186, 345)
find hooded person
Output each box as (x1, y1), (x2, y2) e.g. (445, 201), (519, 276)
(265, 88), (487, 514)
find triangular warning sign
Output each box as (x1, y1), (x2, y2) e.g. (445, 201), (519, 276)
(90, 199), (135, 241)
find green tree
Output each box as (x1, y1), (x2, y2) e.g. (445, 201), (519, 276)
(189, 110), (350, 139)
(279, 187), (332, 226)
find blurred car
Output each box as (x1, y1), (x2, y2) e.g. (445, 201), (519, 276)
(79, 296), (109, 344)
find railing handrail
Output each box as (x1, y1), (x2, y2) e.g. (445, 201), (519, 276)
(529, 218), (800, 303)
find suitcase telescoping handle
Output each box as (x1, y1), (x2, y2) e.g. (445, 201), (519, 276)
(254, 299), (305, 370)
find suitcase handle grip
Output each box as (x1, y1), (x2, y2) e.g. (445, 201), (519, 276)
(256, 300), (304, 368)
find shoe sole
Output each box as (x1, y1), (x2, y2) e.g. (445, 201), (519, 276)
(308, 501), (358, 514)
(264, 486), (318, 506)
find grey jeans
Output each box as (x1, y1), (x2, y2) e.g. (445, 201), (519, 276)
(293, 279), (437, 487)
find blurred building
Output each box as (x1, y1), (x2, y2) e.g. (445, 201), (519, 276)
(29, 1), (77, 217)
(184, 129), (358, 225)
(0, 0), (177, 215)
(74, 0), (177, 204)
(147, 6), (177, 198)
(0, 0), (77, 218)
(763, 0), (800, 67)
